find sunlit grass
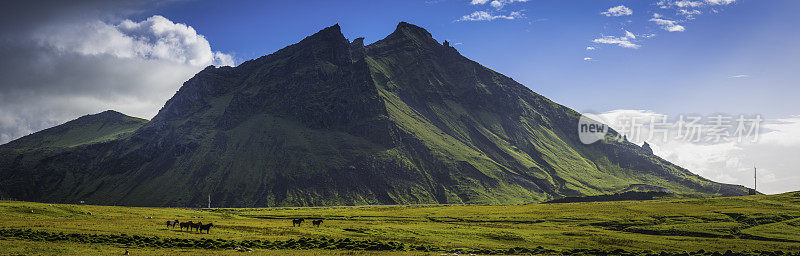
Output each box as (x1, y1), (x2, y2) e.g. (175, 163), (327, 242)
(1, 192), (799, 255)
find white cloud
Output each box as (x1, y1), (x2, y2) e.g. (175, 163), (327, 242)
(35, 15), (233, 67)
(593, 110), (800, 195)
(0, 15), (234, 144)
(658, 0), (734, 8)
(457, 11), (524, 22)
(657, 0), (736, 8)
(650, 15), (686, 32)
(673, 1), (704, 8)
(680, 9), (702, 16)
(461, 0), (528, 22)
(592, 30), (641, 49)
(214, 51), (235, 67)
(583, 57), (593, 61)
(586, 46), (595, 50)
(471, 0), (528, 9)
(705, 0), (735, 5)
(625, 30), (636, 39)
(602, 5), (633, 17)
(647, 0), (735, 36)
(730, 74), (751, 78)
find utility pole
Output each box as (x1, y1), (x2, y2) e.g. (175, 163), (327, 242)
(754, 165), (757, 192)
(208, 194), (211, 209)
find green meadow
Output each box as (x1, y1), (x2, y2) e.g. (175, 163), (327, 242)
(1, 192), (799, 255)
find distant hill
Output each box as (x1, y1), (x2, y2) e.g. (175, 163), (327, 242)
(543, 191), (676, 204)
(0, 22), (749, 207)
(2, 110), (146, 150)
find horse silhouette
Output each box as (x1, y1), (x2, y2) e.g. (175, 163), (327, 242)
(166, 219), (179, 229)
(198, 223), (214, 234)
(179, 221), (193, 231)
(292, 218), (304, 227)
(191, 221), (203, 232)
(312, 219), (323, 227)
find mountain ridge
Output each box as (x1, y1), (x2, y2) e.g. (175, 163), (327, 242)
(1, 110), (147, 150)
(0, 22), (749, 206)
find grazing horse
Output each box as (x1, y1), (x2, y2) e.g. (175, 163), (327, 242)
(292, 218), (304, 227)
(191, 221), (203, 232)
(166, 219), (179, 229)
(198, 223), (214, 234)
(179, 221), (193, 231)
(312, 219), (323, 227)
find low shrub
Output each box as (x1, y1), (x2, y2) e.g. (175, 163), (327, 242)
(0, 228), (797, 255)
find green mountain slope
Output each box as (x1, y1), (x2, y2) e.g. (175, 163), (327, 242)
(2, 110), (147, 150)
(0, 110), (147, 200)
(0, 23), (748, 206)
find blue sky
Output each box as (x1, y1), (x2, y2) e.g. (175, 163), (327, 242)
(1, 0), (799, 194)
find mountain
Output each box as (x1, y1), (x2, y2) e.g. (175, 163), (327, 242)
(0, 22), (749, 206)
(0, 110), (147, 200)
(1, 110), (146, 150)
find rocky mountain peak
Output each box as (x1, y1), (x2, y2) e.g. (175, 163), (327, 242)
(371, 21), (440, 50)
(395, 21), (433, 38)
(304, 23), (346, 42)
(642, 141), (654, 155)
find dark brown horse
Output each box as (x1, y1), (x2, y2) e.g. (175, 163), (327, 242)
(166, 219), (179, 229)
(191, 221), (203, 232)
(179, 221), (193, 231)
(312, 219), (323, 227)
(292, 218), (304, 227)
(198, 223), (213, 234)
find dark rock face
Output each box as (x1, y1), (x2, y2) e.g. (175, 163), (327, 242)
(642, 142), (654, 155)
(0, 23), (750, 207)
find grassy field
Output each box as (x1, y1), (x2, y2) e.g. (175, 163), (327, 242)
(1, 192), (799, 255)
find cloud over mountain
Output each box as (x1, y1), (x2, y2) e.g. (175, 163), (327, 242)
(0, 2), (232, 144)
(35, 15), (232, 66)
(596, 110), (800, 194)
